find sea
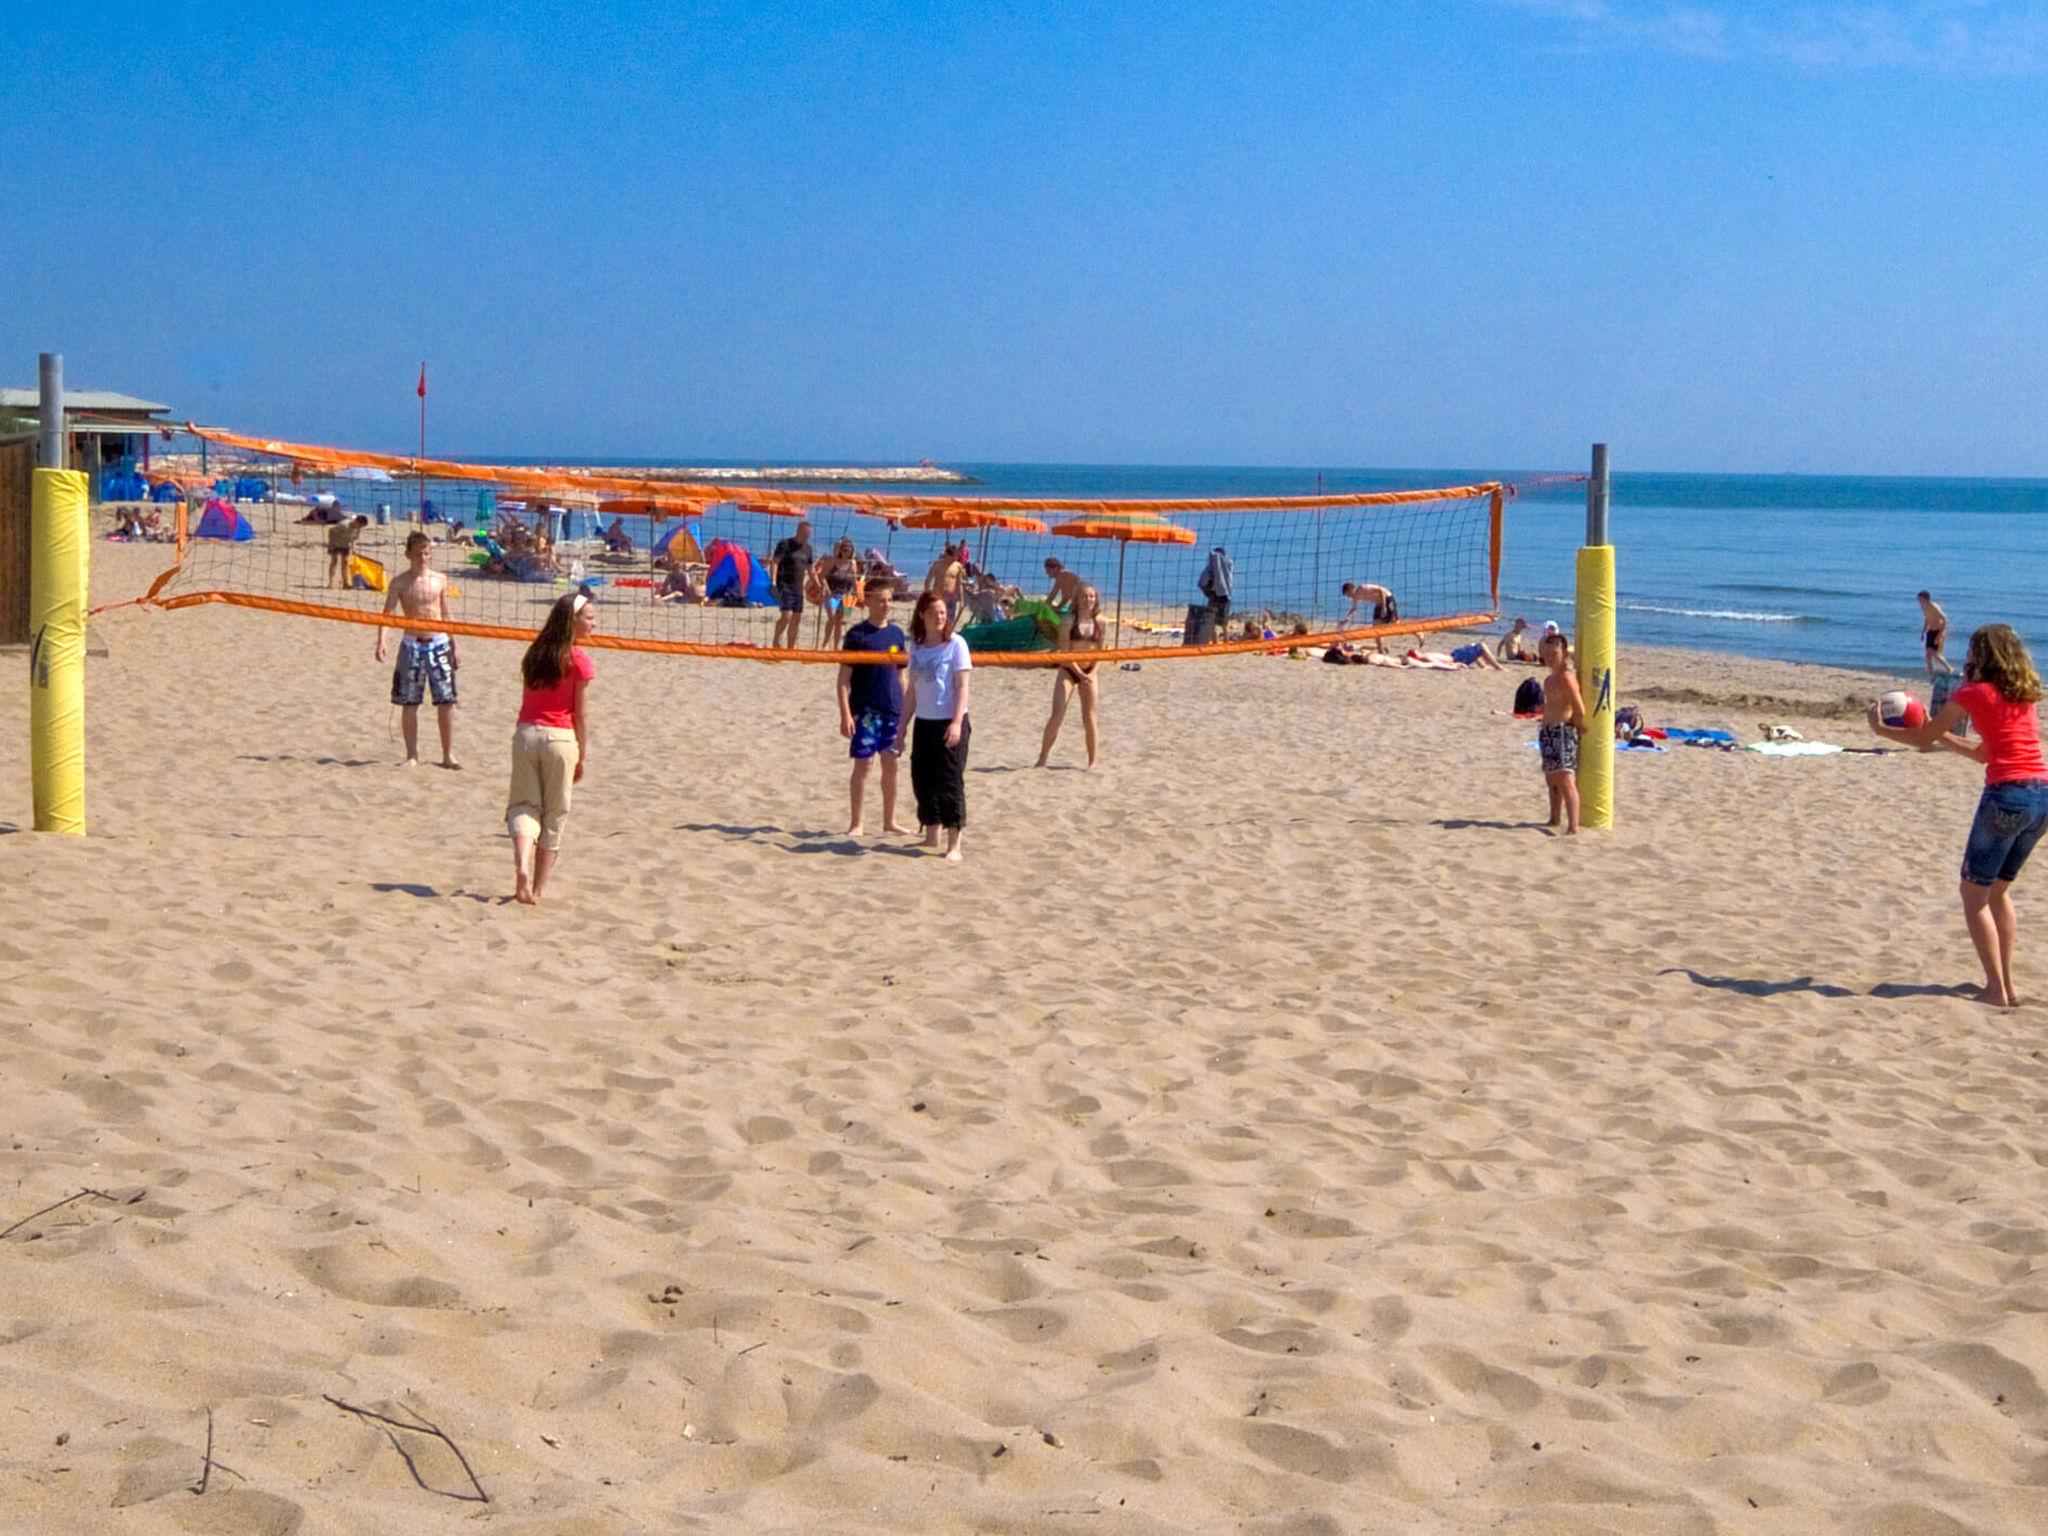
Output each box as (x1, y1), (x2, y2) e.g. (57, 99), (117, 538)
(508, 458), (2048, 676)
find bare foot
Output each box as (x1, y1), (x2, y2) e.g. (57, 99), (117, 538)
(514, 885), (536, 905)
(402, 757), (420, 769)
(846, 822), (865, 836)
(1034, 756), (1050, 768)
(881, 821), (909, 834)
(943, 848), (963, 862)
(440, 757), (462, 770)
(1974, 984), (2012, 1008)
(922, 833), (941, 850)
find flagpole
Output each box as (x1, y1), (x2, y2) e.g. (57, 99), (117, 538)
(416, 361), (427, 525)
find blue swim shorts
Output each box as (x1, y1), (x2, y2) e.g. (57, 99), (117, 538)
(1960, 778), (2048, 886)
(392, 636), (456, 707)
(849, 708), (900, 761)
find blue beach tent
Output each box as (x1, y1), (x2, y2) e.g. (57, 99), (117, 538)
(193, 499), (255, 540)
(703, 539), (773, 605)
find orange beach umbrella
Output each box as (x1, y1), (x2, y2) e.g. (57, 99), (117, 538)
(1050, 512), (1195, 641)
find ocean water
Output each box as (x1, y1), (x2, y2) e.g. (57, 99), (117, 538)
(498, 457), (2048, 674)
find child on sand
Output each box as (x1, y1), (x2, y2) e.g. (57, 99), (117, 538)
(1868, 622), (2048, 1008)
(894, 592), (972, 861)
(506, 591), (596, 905)
(837, 580), (909, 837)
(1538, 630), (1584, 834)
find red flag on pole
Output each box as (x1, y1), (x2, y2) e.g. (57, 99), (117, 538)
(417, 363), (427, 399)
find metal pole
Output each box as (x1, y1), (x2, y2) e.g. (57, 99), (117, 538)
(37, 353), (64, 469)
(1586, 442), (1609, 546)
(1113, 540), (1127, 649)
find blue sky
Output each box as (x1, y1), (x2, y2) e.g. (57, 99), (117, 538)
(3, 1), (2043, 474)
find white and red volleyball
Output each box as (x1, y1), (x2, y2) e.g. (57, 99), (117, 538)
(1880, 690), (1927, 729)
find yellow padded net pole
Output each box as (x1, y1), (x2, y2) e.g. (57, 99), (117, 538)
(1574, 442), (1614, 830)
(31, 467), (88, 834)
(1575, 544), (1615, 829)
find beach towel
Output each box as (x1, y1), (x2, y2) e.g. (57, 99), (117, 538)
(1745, 740), (1843, 756)
(1664, 727), (1738, 747)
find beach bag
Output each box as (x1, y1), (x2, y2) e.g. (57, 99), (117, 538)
(1512, 677), (1544, 716)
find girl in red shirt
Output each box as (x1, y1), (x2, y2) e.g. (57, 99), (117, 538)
(1870, 623), (2048, 1007)
(507, 590), (597, 905)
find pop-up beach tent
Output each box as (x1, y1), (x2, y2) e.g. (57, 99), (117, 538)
(703, 539), (773, 604)
(193, 499), (255, 540)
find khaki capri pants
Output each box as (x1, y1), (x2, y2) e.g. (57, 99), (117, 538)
(506, 724), (579, 849)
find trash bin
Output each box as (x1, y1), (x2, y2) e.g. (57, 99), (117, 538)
(1183, 604), (1216, 646)
(374, 503), (392, 526)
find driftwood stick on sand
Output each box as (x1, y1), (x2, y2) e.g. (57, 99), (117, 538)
(0, 1188), (115, 1242)
(323, 1394), (490, 1504)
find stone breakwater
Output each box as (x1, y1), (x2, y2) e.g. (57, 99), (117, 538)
(538, 462), (977, 486)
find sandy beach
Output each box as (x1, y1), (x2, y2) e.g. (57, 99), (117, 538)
(2, 540), (2045, 1535)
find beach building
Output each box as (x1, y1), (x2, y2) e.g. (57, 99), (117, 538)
(0, 386), (172, 498)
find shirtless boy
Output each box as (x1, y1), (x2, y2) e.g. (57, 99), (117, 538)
(1537, 630), (1584, 834)
(375, 531), (460, 768)
(1919, 591), (1954, 678)
(926, 544), (967, 623)
(1043, 557), (1086, 613)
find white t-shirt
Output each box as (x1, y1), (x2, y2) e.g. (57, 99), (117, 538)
(909, 634), (972, 721)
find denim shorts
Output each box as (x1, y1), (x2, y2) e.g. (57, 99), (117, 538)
(1960, 778), (2048, 887)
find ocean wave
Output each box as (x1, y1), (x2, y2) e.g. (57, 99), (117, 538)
(1501, 593), (1812, 623)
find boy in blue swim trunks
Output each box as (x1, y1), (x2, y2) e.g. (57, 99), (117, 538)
(375, 531), (460, 768)
(837, 580), (909, 836)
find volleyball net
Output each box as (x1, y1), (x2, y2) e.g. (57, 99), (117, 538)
(113, 425), (1509, 665)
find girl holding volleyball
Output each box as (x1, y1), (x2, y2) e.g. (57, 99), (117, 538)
(1869, 623), (2047, 1007)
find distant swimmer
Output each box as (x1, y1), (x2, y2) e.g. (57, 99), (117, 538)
(375, 531), (460, 769)
(1919, 590), (1954, 678)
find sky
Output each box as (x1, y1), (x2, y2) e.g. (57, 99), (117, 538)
(3, 0), (2045, 474)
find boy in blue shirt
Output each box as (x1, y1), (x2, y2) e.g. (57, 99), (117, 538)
(837, 580), (909, 836)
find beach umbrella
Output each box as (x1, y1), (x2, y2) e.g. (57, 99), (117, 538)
(1050, 511), (1196, 642)
(901, 505), (1052, 579)
(898, 506), (1050, 535)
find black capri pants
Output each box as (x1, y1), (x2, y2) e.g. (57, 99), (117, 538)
(910, 715), (970, 829)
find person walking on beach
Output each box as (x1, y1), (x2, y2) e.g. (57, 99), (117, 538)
(375, 531), (460, 769)
(326, 515), (368, 588)
(1537, 630), (1584, 834)
(814, 535), (860, 649)
(894, 591), (972, 860)
(1198, 545), (1234, 636)
(837, 579), (909, 836)
(1919, 591), (1954, 678)
(770, 520), (814, 650)
(507, 590), (596, 905)
(1868, 623), (2048, 1008)
(1036, 583), (1105, 768)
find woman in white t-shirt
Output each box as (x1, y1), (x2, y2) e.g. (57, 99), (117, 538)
(894, 591), (973, 861)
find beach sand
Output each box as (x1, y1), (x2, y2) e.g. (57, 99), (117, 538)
(2, 542), (2045, 1534)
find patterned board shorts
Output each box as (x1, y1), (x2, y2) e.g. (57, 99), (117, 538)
(392, 637), (457, 707)
(1538, 721), (1579, 775)
(849, 708), (900, 761)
